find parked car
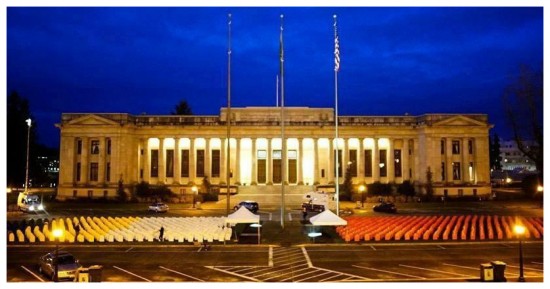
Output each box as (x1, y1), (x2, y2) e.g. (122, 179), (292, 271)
(373, 202), (397, 213)
(148, 202), (169, 213)
(234, 201), (259, 213)
(301, 202), (325, 213)
(38, 251), (82, 281)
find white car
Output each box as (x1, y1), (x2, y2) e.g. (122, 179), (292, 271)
(148, 202), (169, 213)
(38, 251), (82, 281)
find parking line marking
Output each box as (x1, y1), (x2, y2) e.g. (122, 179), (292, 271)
(399, 264), (476, 277)
(255, 264), (306, 278)
(205, 266), (259, 282)
(319, 272), (343, 282)
(437, 245), (446, 249)
(159, 266), (204, 282)
(531, 262), (543, 264)
(442, 263), (478, 270)
(506, 264), (544, 272)
(353, 265), (426, 279)
(314, 266), (370, 281)
(262, 266), (311, 281)
(501, 244), (514, 248)
(125, 247), (134, 252)
(269, 246), (273, 267)
(21, 266), (45, 282)
(113, 266), (152, 282)
(293, 270), (334, 282)
(370, 245), (377, 251)
(301, 247), (313, 268)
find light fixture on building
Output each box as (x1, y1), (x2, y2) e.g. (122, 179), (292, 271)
(379, 163), (385, 168)
(395, 159), (399, 163)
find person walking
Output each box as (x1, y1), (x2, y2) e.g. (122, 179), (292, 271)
(159, 226), (165, 242)
(302, 206), (308, 221)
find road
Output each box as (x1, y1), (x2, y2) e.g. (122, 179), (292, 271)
(7, 241), (543, 282)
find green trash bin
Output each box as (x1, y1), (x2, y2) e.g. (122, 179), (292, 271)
(491, 261), (507, 282)
(479, 263), (494, 282)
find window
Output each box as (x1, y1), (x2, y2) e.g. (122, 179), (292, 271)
(273, 150), (282, 183)
(166, 149), (174, 178)
(77, 139), (82, 155)
(76, 162), (81, 182)
(364, 149), (372, 177)
(288, 150), (297, 184)
(334, 149), (342, 177)
(458, 189), (464, 197)
(469, 162), (474, 182)
(140, 169), (143, 179)
(106, 162), (111, 182)
(196, 149), (205, 177)
(257, 150), (266, 183)
(212, 150), (220, 178)
(73, 190), (77, 198)
(379, 149), (387, 177)
(452, 140), (460, 154)
(87, 190), (93, 198)
(107, 139), (111, 155)
(468, 140), (473, 154)
(181, 150), (189, 177)
(103, 190), (108, 198)
(441, 139), (445, 155)
(441, 162), (446, 181)
(91, 140), (100, 154)
(394, 149), (402, 177)
(452, 162), (461, 180)
(321, 169), (325, 178)
(151, 150), (159, 178)
(349, 150), (357, 177)
(90, 163), (99, 182)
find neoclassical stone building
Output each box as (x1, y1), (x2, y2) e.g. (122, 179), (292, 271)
(56, 107), (492, 201)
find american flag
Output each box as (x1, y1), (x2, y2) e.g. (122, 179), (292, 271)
(334, 19), (340, 72)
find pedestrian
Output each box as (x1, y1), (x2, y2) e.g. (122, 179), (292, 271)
(159, 226), (165, 242)
(302, 206), (308, 221)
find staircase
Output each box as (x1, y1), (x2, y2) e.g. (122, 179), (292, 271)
(218, 185), (314, 209)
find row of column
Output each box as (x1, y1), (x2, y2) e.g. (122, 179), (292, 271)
(74, 137), (110, 184)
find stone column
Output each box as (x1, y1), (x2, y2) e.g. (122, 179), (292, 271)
(158, 137), (165, 184)
(358, 138), (365, 180)
(314, 139), (319, 184)
(205, 138), (211, 179)
(373, 138), (379, 181)
(462, 138), (470, 182)
(98, 137), (106, 184)
(298, 138), (303, 184)
(174, 137), (181, 184)
(328, 139), (334, 183)
(267, 139), (272, 184)
(342, 138), (348, 183)
(251, 138), (257, 184)
(189, 138), (196, 184)
(446, 139), (453, 182)
(142, 138), (149, 183)
(220, 138), (226, 182)
(81, 137), (89, 184)
(235, 138), (240, 184)
(403, 138), (410, 181)
(387, 138), (395, 183)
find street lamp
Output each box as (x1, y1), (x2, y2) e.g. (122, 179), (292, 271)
(25, 118), (32, 193)
(514, 224), (526, 282)
(52, 228), (63, 282)
(191, 186), (198, 208)
(359, 185), (366, 208)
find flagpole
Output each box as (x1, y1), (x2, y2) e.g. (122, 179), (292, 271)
(226, 13), (232, 215)
(276, 75), (279, 107)
(280, 14), (286, 228)
(333, 15), (340, 216)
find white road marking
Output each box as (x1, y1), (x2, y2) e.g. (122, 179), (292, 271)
(262, 266), (311, 281)
(159, 266), (204, 282)
(353, 264), (426, 279)
(269, 246), (274, 267)
(125, 247), (133, 252)
(399, 264), (476, 278)
(437, 245), (446, 249)
(21, 266), (45, 282)
(113, 265), (152, 282)
(531, 262), (543, 265)
(319, 272), (343, 282)
(442, 263), (478, 271)
(293, 270), (334, 282)
(205, 266), (259, 282)
(301, 247), (313, 268)
(506, 264), (544, 272)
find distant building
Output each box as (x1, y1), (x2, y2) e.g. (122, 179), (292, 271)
(500, 140), (537, 171)
(55, 107), (492, 202)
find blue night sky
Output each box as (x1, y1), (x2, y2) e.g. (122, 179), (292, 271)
(6, 6), (543, 148)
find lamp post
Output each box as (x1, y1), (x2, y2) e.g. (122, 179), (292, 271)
(52, 228), (63, 282)
(359, 185), (366, 208)
(514, 224), (526, 282)
(192, 186), (198, 208)
(24, 118), (32, 193)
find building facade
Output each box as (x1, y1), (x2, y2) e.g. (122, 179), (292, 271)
(56, 107), (492, 200)
(499, 140), (538, 171)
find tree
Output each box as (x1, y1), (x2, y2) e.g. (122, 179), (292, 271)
(425, 167), (434, 199)
(117, 177), (127, 202)
(397, 180), (416, 202)
(503, 64), (543, 182)
(7, 91), (38, 188)
(171, 100), (193, 115)
(340, 165), (353, 201)
(489, 133), (503, 171)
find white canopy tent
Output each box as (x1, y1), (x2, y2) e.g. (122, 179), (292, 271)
(225, 206), (260, 224)
(309, 209), (347, 226)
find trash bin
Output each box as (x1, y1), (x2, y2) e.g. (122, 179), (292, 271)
(74, 267), (90, 282)
(491, 261), (507, 282)
(479, 263), (494, 281)
(195, 202), (201, 209)
(88, 265), (103, 282)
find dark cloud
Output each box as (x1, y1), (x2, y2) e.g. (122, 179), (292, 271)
(7, 7), (543, 147)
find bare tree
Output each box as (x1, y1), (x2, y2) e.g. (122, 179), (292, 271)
(171, 100), (193, 115)
(503, 64), (543, 180)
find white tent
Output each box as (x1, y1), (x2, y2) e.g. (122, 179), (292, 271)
(309, 209), (347, 226)
(225, 206), (260, 224)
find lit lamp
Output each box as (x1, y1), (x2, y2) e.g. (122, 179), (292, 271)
(191, 186), (198, 208)
(514, 224), (526, 282)
(52, 228), (63, 282)
(537, 185), (543, 193)
(359, 185), (366, 208)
